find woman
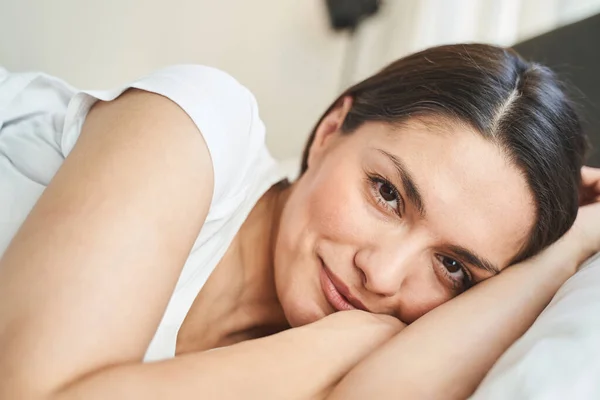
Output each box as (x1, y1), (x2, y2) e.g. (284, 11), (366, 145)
(1, 43), (599, 399)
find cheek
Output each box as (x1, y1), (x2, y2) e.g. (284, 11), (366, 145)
(273, 166), (370, 326)
(305, 166), (369, 243)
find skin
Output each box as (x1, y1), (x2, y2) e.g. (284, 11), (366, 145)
(273, 96), (535, 327)
(1, 89), (599, 400)
(177, 95), (535, 352)
(0, 90), (405, 400)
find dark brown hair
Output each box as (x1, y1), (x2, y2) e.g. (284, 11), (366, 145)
(300, 44), (587, 263)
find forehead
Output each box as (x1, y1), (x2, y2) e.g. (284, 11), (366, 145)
(354, 118), (536, 269)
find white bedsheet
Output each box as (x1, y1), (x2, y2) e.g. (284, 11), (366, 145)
(471, 252), (600, 399)
(277, 156), (600, 398)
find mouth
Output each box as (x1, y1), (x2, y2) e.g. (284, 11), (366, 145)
(319, 257), (369, 312)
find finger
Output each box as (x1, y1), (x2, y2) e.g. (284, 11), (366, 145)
(581, 166), (600, 188)
(580, 192), (600, 206)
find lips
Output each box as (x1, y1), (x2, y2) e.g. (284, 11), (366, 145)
(319, 257), (369, 312)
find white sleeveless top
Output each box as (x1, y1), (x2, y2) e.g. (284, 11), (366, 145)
(0, 65), (286, 361)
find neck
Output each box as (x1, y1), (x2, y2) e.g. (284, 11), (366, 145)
(236, 179), (294, 332)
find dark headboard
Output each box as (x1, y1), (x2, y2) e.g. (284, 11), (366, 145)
(514, 13), (600, 167)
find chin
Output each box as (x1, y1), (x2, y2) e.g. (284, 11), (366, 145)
(281, 295), (328, 328)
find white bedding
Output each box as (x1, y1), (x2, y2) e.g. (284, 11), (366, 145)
(277, 156), (600, 398)
(471, 252), (600, 399)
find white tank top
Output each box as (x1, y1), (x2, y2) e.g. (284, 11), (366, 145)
(0, 64), (286, 361)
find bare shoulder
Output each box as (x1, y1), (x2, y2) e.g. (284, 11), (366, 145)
(0, 88), (215, 396)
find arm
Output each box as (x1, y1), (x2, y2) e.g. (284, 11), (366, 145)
(0, 90), (402, 400)
(55, 311), (402, 400)
(328, 201), (600, 400)
(0, 89), (214, 398)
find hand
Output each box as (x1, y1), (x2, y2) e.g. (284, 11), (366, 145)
(313, 310), (405, 356)
(299, 311), (405, 400)
(566, 166), (600, 263)
(569, 201), (600, 263)
(318, 310), (405, 332)
(579, 166), (600, 206)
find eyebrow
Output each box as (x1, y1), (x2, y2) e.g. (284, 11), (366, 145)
(375, 148), (500, 276)
(376, 149), (426, 218)
(448, 245), (501, 276)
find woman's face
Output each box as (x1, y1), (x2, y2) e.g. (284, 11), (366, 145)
(274, 98), (536, 327)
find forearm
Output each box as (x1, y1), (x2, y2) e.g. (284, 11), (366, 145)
(46, 311), (400, 400)
(328, 233), (588, 400)
(50, 330), (343, 400)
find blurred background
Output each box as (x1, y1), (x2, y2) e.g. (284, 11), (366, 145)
(1, 0), (600, 165)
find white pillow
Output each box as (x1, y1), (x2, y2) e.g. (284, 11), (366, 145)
(470, 252), (600, 399)
(279, 155), (600, 397)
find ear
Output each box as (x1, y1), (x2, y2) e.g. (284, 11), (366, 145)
(306, 95), (353, 169)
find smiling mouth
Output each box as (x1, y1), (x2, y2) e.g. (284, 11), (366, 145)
(318, 257), (369, 312)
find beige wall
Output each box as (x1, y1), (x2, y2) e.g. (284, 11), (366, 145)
(2, 1), (599, 161)
(0, 0), (347, 160)
(346, 0), (600, 88)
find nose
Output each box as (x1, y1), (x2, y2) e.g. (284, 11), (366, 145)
(354, 233), (427, 297)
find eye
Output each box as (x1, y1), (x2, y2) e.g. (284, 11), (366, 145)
(378, 181), (397, 202)
(442, 257), (462, 274)
(435, 255), (472, 292)
(367, 175), (403, 216)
